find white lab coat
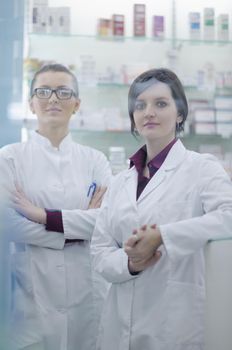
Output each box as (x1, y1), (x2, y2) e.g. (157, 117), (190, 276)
(91, 139), (232, 350)
(0, 131), (111, 350)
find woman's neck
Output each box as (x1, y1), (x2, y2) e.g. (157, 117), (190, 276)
(145, 136), (176, 163)
(37, 126), (69, 148)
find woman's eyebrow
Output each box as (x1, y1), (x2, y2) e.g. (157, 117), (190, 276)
(136, 96), (169, 101)
(37, 85), (71, 88)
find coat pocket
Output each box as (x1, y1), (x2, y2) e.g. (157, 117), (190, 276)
(11, 251), (36, 319)
(11, 251), (33, 295)
(163, 281), (205, 345)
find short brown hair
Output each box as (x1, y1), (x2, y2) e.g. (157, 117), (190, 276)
(30, 63), (79, 97)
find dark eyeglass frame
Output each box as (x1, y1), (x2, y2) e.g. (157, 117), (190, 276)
(32, 87), (77, 100)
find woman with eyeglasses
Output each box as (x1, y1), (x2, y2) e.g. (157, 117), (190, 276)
(0, 63), (111, 350)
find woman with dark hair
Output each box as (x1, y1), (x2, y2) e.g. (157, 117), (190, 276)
(91, 68), (232, 350)
(0, 63), (111, 350)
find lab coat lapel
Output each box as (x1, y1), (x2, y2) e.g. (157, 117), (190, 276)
(137, 168), (167, 203)
(123, 168), (138, 209)
(137, 139), (187, 203)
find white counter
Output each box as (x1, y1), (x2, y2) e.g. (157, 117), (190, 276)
(205, 239), (232, 350)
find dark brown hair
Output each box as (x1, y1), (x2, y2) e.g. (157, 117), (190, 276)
(128, 68), (188, 135)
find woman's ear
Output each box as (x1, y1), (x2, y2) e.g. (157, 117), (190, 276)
(177, 114), (183, 124)
(29, 99), (35, 114)
(73, 98), (81, 114)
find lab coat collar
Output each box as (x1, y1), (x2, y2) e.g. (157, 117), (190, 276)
(30, 130), (73, 152)
(125, 139), (186, 178)
(159, 138), (187, 171)
(123, 139), (187, 205)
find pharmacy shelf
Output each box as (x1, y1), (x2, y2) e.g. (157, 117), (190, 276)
(24, 32), (232, 165)
(28, 32), (232, 45)
(70, 129), (232, 158)
(181, 134), (232, 152)
(93, 83), (232, 97)
(26, 33), (232, 101)
(71, 129), (143, 159)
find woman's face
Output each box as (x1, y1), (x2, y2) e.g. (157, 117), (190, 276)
(133, 81), (183, 144)
(29, 71), (80, 130)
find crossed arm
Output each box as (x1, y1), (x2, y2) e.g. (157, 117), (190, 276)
(13, 186), (162, 272)
(12, 184), (107, 228)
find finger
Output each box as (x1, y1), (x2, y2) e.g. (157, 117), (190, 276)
(14, 182), (24, 195)
(133, 233), (139, 243)
(140, 224), (147, 231)
(94, 198), (103, 206)
(129, 257), (147, 264)
(99, 186), (107, 195)
(146, 251), (162, 267)
(11, 189), (20, 196)
(151, 224), (156, 229)
(95, 186), (107, 194)
(91, 187), (101, 199)
(126, 235), (139, 247)
(153, 250), (162, 261)
(98, 188), (107, 200)
(93, 191), (106, 204)
(124, 245), (132, 254)
(92, 188), (105, 201)
(88, 191), (105, 209)
(12, 188), (25, 201)
(12, 195), (20, 204)
(15, 191), (24, 200)
(129, 250), (162, 271)
(129, 257), (151, 272)
(124, 245), (139, 258)
(95, 186), (102, 193)
(125, 249), (143, 260)
(94, 193), (105, 204)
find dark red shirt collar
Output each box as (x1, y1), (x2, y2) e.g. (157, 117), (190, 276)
(130, 138), (177, 175)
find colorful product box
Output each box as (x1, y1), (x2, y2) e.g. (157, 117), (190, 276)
(217, 14), (229, 41)
(189, 12), (201, 40)
(112, 14), (125, 36)
(57, 7), (70, 34)
(133, 4), (146, 37)
(203, 8), (215, 41)
(47, 7), (70, 34)
(32, 0), (48, 33)
(97, 18), (112, 37)
(152, 15), (165, 39)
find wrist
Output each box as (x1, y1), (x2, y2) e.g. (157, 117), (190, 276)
(128, 259), (141, 275)
(157, 228), (163, 246)
(152, 226), (162, 248)
(37, 208), (47, 224)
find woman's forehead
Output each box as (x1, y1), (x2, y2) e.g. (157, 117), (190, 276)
(136, 81), (172, 99)
(34, 71), (73, 87)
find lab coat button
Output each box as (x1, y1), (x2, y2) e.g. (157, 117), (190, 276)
(56, 264), (64, 268)
(58, 308), (66, 314)
(53, 183), (63, 188)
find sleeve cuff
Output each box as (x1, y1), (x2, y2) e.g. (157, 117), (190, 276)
(45, 209), (64, 233)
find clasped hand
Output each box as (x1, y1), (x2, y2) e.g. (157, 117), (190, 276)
(124, 224), (163, 273)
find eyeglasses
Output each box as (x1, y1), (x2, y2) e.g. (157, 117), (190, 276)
(32, 87), (77, 100)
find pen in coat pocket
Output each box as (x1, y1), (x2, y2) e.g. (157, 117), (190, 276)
(87, 181), (97, 198)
